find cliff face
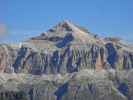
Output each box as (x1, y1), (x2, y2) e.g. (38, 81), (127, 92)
(0, 20), (133, 100)
(0, 21), (133, 75)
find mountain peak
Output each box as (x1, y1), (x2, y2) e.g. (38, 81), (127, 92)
(60, 19), (72, 24)
(28, 20), (103, 45)
(47, 20), (75, 33)
(46, 20), (98, 42)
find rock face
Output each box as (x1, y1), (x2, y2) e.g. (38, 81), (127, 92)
(0, 20), (133, 74)
(0, 20), (133, 100)
(0, 70), (133, 100)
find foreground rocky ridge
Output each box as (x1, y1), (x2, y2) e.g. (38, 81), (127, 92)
(0, 69), (133, 100)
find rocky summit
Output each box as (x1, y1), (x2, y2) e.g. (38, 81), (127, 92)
(0, 20), (133, 100)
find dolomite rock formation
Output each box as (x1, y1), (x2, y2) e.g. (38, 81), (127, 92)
(0, 20), (133, 100)
(0, 20), (132, 74)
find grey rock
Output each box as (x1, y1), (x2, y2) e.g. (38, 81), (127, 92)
(0, 20), (133, 100)
(0, 69), (132, 100)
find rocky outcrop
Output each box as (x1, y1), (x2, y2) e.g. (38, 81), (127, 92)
(0, 20), (133, 100)
(0, 69), (133, 100)
(0, 21), (133, 75)
(0, 44), (17, 73)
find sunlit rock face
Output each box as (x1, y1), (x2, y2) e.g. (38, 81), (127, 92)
(0, 20), (132, 74)
(0, 20), (133, 100)
(0, 70), (133, 100)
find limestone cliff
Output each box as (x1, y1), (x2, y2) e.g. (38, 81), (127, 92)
(0, 20), (133, 75)
(0, 20), (133, 100)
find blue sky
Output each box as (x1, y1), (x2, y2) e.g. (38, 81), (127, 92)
(0, 0), (133, 43)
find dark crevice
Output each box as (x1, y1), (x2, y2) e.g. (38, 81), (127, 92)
(54, 82), (69, 100)
(105, 43), (118, 69)
(56, 33), (74, 48)
(13, 46), (28, 73)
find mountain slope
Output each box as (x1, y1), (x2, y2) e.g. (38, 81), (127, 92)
(0, 20), (133, 100)
(0, 20), (133, 74)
